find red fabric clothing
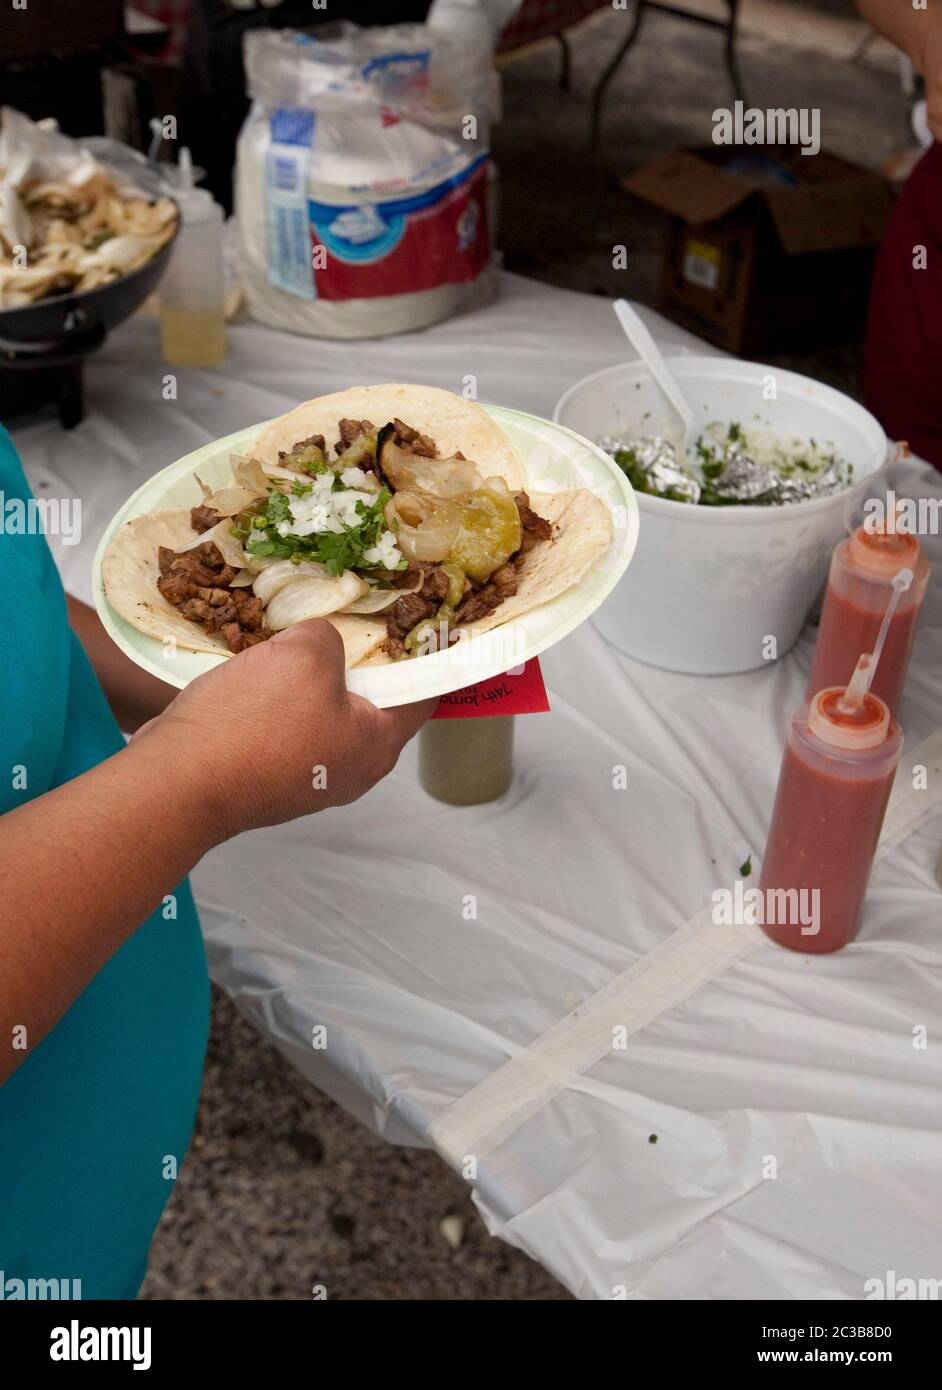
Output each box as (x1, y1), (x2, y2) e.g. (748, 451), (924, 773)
(498, 0), (607, 51)
(130, 0), (192, 63)
(864, 142), (942, 474)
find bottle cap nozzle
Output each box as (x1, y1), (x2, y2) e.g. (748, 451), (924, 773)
(852, 493), (920, 574)
(178, 146), (193, 192)
(808, 687), (890, 749)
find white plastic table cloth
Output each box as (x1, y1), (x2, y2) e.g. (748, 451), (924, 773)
(12, 273), (942, 1301)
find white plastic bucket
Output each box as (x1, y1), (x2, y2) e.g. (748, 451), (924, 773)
(554, 356), (889, 674)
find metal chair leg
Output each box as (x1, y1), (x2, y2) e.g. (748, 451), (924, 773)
(556, 31), (572, 91)
(590, 1), (646, 151)
(725, 0), (747, 105)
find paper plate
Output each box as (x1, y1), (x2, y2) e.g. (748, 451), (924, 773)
(93, 406), (638, 708)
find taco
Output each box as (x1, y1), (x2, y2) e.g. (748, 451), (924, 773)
(102, 384), (612, 667)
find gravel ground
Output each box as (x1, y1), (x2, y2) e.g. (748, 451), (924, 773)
(140, 988), (567, 1300)
(141, 4), (910, 1300)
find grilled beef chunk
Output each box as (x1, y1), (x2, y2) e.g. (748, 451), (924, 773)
(383, 563), (451, 653)
(388, 560), (448, 595)
(190, 504), (220, 534)
(334, 418), (375, 455)
(179, 597), (215, 623)
(422, 562), (450, 593)
(197, 586), (231, 606)
(230, 588), (265, 630)
(209, 600), (239, 628)
(386, 590), (438, 643)
(187, 560), (222, 586)
(156, 531), (269, 653)
(279, 433), (326, 460)
(514, 492), (553, 553)
(391, 560), (425, 589)
(417, 564), (450, 604)
(454, 563), (518, 625)
(391, 417), (438, 457)
(158, 573), (199, 605)
(191, 541), (237, 582)
(157, 556), (219, 590)
(219, 621), (245, 652)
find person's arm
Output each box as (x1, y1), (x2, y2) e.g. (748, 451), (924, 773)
(856, 0), (942, 136)
(66, 594), (177, 732)
(0, 620), (436, 1085)
(857, 0), (931, 56)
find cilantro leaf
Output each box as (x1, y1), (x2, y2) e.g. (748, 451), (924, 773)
(245, 486), (394, 576)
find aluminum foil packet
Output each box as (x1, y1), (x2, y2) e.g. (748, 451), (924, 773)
(598, 434), (701, 503)
(601, 431), (848, 507)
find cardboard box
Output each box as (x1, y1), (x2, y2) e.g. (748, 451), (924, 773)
(621, 147), (893, 355)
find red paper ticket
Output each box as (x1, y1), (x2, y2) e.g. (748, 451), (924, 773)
(432, 658), (550, 719)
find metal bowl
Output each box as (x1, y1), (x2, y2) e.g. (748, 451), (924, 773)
(0, 219), (178, 367)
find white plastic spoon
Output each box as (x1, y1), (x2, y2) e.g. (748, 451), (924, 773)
(613, 298), (694, 456)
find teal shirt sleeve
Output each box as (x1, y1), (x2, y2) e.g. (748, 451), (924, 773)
(0, 426), (209, 1301)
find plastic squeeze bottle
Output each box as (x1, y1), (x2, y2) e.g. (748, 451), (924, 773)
(159, 148), (226, 368)
(761, 581), (909, 954)
(806, 507), (930, 717)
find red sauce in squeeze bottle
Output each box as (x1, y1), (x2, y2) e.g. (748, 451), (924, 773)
(806, 521), (930, 717)
(759, 684), (902, 954)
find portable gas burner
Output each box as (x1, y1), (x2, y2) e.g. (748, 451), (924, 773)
(0, 230), (176, 429)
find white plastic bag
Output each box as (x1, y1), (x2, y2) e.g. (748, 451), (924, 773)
(427, 0), (524, 46)
(236, 24), (500, 339)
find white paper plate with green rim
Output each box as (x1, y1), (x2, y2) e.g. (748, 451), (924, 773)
(93, 405), (639, 708)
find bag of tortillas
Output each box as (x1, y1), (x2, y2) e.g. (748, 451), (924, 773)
(236, 24), (500, 339)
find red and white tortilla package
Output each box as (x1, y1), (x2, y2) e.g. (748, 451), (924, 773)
(235, 23), (500, 340)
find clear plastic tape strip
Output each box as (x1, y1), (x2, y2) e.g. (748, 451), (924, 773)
(428, 726), (942, 1167)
